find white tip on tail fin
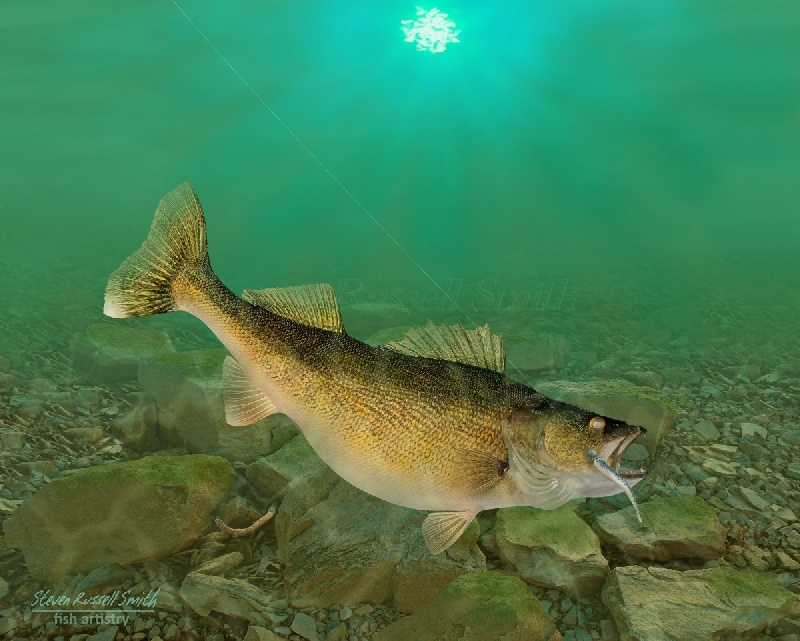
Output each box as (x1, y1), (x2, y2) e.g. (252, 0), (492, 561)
(104, 182), (209, 318)
(222, 356), (279, 426)
(422, 510), (478, 555)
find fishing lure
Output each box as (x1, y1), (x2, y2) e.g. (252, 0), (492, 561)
(588, 449), (642, 523)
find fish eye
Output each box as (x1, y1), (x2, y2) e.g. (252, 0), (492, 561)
(589, 416), (605, 432)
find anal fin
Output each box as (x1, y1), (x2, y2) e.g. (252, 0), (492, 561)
(222, 355), (278, 426)
(422, 510), (478, 555)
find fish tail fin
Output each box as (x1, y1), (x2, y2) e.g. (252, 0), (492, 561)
(104, 182), (210, 318)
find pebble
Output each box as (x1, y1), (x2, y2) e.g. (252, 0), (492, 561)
(290, 613), (319, 641)
(739, 487), (769, 510)
(692, 420), (720, 441)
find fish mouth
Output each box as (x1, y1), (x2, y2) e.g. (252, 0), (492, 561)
(599, 426), (647, 480)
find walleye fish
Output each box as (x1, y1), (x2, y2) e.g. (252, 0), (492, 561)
(104, 183), (647, 554)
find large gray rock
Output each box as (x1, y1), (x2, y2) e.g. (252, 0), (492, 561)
(179, 572), (273, 624)
(593, 495), (726, 562)
(505, 334), (570, 372)
(246, 435), (325, 501)
(71, 323), (175, 383)
(137, 357), (287, 462)
(275, 467), (485, 613)
(4, 455), (234, 581)
(374, 572), (559, 641)
(111, 394), (158, 451)
(602, 565), (795, 641)
(536, 379), (678, 458)
(495, 505), (608, 598)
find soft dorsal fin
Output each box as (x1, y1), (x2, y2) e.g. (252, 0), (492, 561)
(386, 321), (505, 373)
(222, 355), (279, 426)
(243, 284), (344, 333)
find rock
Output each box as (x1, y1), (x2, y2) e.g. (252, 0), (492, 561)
(505, 334), (570, 372)
(326, 622), (347, 641)
(179, 573), (272, 624)
(374, 572), (558, 641)
(701, 458), (738, 477)
(0, 371), (18, 392)
(773, 506), (797, 522)
(776, 550), (800, 571)
(393, 519), (483, 613)
(340, 303), (412, 339)
(245, 626), (283, 641)
(495, 505), (608, 597)
(138, 359), (281, 462)
(622, 371), (664, 389)
(691, 420), (720, 441)
(602, 565), (795, 641)
(593, 495), (726, 562)
(111, 394), (158, 451)
(193, 552), (244, 576)
(216, 496), (264, 530)
(0, 577), (7, 600)
(739, 487), (770, 511)
(275, 467), (484, 612)
(4, 454), (234, 581)
(71, 323), (174, 383)
(290, 612), (320, 641)
(247, 435), (326, 501)
(64, 427), (104, 443)
(74, 563), (132, 593)
(535, 379), (678, 458)
(740, 422), (767, 438)
(0, 429), (25, 449)
(87, 626), (119, 641)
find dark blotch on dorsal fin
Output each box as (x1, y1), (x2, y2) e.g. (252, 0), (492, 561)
(386, 320), (505, 373)
(243, 284), (344, 333)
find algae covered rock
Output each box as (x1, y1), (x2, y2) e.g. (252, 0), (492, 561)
(71, 323), (174, 383)
(495, 505), (608, 598)
(4, 455), (234, 581)
(275, 467), (485, 613)
(602, 565), (795, 641)
(593, 495), (726, 561)
(536, 379), (678, 458)
(375, 572), (559, 641)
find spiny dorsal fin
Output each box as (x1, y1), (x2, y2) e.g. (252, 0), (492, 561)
(222, 355), (279, 426)
(243, 284), (344, 333)
(386, 321), (505, 373)
(422, 510), (479, 555)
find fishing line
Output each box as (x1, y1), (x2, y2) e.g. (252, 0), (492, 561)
(170, 0), (533, 385)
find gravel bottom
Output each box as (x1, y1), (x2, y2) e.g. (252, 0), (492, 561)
(1, 257), (799, 640)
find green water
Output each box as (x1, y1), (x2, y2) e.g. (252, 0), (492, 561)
(2, 0), (800, 637)
(3, 0), (799, 333)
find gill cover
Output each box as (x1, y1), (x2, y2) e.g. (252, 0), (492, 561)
(501, 406), (576, 509)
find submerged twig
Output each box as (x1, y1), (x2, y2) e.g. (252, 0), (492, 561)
(215, 504), (277, 538)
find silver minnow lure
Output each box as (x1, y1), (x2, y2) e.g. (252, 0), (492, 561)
(588, 448), (642, 523)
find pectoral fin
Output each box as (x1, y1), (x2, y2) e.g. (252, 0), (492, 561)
(422, 510), (479, 555)
(222, 356), (278, 426)
(502, 418), (576, 509)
